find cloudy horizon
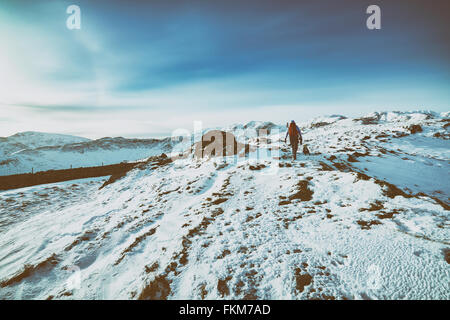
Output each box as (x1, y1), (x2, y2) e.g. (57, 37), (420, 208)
(1, 0), (449, 139)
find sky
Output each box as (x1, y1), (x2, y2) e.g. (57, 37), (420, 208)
(0, 0), (449, 139)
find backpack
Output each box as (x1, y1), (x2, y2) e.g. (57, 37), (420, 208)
(288, 122), (298, 138)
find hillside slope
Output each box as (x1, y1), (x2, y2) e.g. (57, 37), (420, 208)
(0, 111), (448, 299)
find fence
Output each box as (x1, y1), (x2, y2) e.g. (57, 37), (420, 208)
(0, 162), (137, 191)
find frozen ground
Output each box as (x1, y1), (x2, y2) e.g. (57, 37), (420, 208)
(0, 110), (448, 299)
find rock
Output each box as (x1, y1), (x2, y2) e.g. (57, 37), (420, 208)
(354, 112), (381, 125)
(192, 130), (253, 158)
(406, 124), (423, 134)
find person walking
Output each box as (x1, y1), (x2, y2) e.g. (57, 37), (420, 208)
(284, 120), (302, 160)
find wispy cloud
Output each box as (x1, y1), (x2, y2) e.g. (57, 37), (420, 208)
(0, 0), (449, 138)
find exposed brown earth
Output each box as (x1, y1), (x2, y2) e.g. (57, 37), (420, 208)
(0, 163), (136, 191)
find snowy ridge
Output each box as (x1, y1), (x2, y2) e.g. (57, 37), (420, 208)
(0, 134), (175, 175)
(0, 110), (448, 299)
(1, 131), (91, 149)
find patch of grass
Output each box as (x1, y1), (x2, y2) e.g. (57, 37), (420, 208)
(138, 275), (171, 300)
(217, 276), (232, 297)
(294, 268), (312, 293)
(0, 254), (59, 288)
(356, 220), (382, 230)
(289, 180), (314, 202)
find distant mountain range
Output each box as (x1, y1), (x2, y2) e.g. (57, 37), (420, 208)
(1, 111), (448, 176)
(0, 131), (174, 175)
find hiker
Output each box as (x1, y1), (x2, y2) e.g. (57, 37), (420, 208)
(284, 120), (303, 160)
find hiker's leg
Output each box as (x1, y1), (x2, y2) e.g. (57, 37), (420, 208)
(290, 136), (298, 160)
(293, 140), (298, 160)
(289, 136), (295, 159)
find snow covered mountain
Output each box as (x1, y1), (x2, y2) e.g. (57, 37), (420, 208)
(0, 133), (175, 175)
(0, 110), (449, 300)
(0, 132), (89, 161)
(1, 131), (91, 150)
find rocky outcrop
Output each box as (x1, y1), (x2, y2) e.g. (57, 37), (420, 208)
(191, 130), (252, 159)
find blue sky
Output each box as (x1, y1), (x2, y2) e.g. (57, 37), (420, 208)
(0, 0), (449, 138)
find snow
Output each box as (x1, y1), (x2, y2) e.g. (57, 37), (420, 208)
(0, 110), (448, 300)
(2, 131), (91, 149)
(0, 134), (175, 175)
